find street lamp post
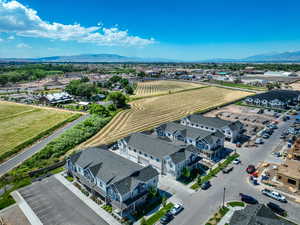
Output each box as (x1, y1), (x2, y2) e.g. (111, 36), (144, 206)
(222, 187), (226, 208)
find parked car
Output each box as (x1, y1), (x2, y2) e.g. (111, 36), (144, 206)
(160, 212), (174, 224)
(201, 181), (211, 190)
(255, 138), (264, 144)
(236, 142), (242, 147)
(249, 176), (259, 185)
(233, 158), (241, 164)
(170, 204), (184, 215)
(222, 166), (234, 174)
(261, 189), (287, 203)
(239, 193), (258, 204)
(246, 165), (256, 174)
(267, 202), (286, 216)
(262, 133), (270, 139)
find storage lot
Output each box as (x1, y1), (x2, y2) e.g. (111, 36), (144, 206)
(18, 176), (109, 225)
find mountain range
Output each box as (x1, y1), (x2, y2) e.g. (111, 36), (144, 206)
(1, 51), (300, 63)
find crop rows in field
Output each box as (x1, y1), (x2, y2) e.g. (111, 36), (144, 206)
(84, 87), (251, 146)
(134, 80), (204, 97)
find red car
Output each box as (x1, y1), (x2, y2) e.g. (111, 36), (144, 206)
(246, 165), (256, 174)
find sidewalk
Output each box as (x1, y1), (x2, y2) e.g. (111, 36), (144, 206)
(54, 173), (121, 225)
(218, 206), (244, 225)
(11, 191), (43, 225)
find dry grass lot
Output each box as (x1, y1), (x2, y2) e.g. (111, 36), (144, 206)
(290, 81), (300, 90)
(0, 101), (75, 156)
(134, 80), (205, 97)
(84, 87), (251, 146)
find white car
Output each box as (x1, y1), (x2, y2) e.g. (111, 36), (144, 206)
(255, 138), (264, 144)
(261, 189), (287, 203)
(233, 158), (241, 164)
(170, 204), (184, 215)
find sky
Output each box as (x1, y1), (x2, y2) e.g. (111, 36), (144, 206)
(0, 0), (300, 60)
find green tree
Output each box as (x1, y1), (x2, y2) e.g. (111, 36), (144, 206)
(125, 85), (134, 95)
(148, 186), (157, 198)
(107, 91), (127, 108)
(89, 104), (110, 117)
(162, 196), (167, 207)
(182, 167), (191, 178)
(80, 76), (90, 82)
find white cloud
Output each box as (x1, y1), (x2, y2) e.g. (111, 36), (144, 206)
(7, 35), (14, 40)
(0, 38), (3, 42)
(16, 43), (31, 48)
(0, 0), (155, 46)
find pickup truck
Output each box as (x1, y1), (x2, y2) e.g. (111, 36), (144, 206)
(261, 189), (287, 203)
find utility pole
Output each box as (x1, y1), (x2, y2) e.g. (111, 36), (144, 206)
(222, 187), (226, 208)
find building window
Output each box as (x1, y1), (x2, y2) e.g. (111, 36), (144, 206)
(144, 153), (148, 157)
(133, 149), (137, 152)
(288, 178), (296, 185)
(150, 156), (153, 159)
(139, 151), (142, 155)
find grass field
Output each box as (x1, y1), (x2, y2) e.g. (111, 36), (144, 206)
(0, 101), (76, 157)
(134, 80), (205, 97)
(84, 87), (252, 146)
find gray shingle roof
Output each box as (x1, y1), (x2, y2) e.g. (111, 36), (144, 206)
(160, 122), (217, 140)
(186, 114), (232, 129)
(70, 148), (157, 187)
(247, 90), (300, 103)
(229, 204), (294, 225)
(112, 166), (159, 195)
(126, 133), (184, 159)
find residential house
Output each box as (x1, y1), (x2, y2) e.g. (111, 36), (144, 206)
(229, 204), (294, 225)
(118, 133), (201, 179)
(66, 147), (159, 217)
(39, 92), (73, 104)
(245, 90), (300, 109)
(155, 122), (225, 159)
(181, 114), (243, 143)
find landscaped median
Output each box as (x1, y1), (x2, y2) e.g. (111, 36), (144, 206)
(205, 206), (229, 225)
(191, 153), (240, 190)
(141, 202), (174, 225)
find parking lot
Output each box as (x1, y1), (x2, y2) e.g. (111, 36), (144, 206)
(18, 176), (109, 225)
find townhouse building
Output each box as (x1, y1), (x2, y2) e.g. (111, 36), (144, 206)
(155, 122), (225, 159)
(118, 133), (201, 179)
(181, 114), (243, 143)
(66, 147), (158, 217)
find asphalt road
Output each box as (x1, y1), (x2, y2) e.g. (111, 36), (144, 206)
(18, 176), (108, 225)
(171, 117), (300, 225)
(0, 114), (89, 176)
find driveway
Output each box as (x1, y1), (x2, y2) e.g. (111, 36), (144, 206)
(17, 176), (108, 225)
(170, 117), (300, 225)
(0, 114), (88, 176)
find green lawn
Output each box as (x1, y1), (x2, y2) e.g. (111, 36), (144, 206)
(144, 203), (174, 225)
(0, 102), (76, 159)
(191, 153), (240, 190)
(227, 201), (245, 207)
(210, 81), (266, 91)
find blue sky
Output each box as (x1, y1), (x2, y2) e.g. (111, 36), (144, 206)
(0, 0), (300, 60)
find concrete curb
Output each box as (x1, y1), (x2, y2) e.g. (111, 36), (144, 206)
(11, 191), (43, 225)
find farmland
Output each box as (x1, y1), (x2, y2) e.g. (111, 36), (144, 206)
(134, 80), (205, 97)
(0, 101), (77, 159)
(84, 87), (252, 146)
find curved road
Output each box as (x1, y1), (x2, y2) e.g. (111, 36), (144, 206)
(0, 114), (89, 176)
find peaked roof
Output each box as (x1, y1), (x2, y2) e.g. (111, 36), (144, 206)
(185, 114), (232, 129)
(69, 148), (157, 186)
(125, 132), (184, 159)
(229, 204), (294, 225)
(248, 90), (300, 102)
(159, 122), (218, 140)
